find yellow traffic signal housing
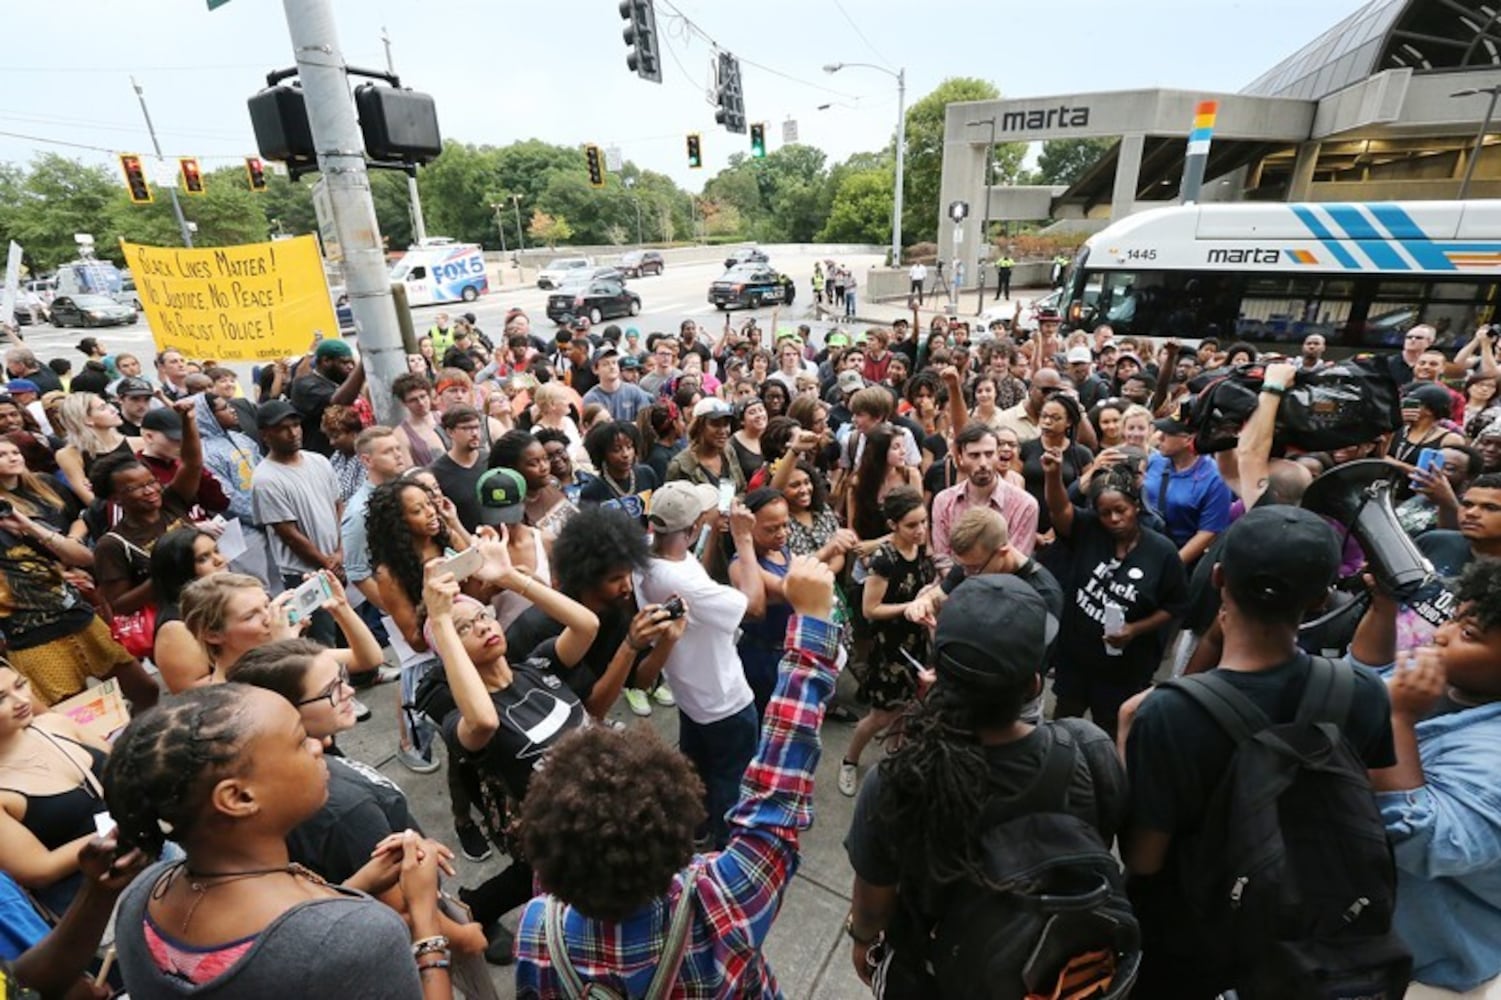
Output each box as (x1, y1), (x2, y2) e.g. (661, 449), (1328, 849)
(119, 154), (152, 204)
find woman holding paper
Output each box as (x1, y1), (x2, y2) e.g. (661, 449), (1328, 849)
(0, 664), (113, 919)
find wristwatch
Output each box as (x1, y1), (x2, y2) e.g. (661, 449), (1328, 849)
(844, 910), (879, 946)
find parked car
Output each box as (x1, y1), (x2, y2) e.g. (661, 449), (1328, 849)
(723, 247), (769, 270)
(588, 266), (627, 284)
(708, 265), (795, 311)
(536, 257), (595, 289)
(10, 290), (47, 326)
(48, 294), (137, 328)
(546, 279), (641, 325)
(619, 250), (664, 277)
(118, 272), (143, 310)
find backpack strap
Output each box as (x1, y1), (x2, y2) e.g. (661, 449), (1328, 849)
(979, 725), (1078, 826)
(643, 864), (700, 1000)
(1295, 654), (1355, 728)
(542, 895), (594, 998)
(1160, 673), (1272, 745)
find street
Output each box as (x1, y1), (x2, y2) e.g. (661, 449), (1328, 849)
(14, 247), (887, 386)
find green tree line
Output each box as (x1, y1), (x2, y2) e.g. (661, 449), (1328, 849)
(0, 78), (1113, 272)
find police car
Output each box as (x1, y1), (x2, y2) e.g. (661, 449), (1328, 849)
(708, 264), (796, 311)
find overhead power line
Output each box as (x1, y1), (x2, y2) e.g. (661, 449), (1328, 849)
(655, 0), (861, 100)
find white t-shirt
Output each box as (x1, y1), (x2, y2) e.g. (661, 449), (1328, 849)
(634, 555), (753, 725)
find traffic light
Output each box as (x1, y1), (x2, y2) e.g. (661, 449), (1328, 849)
(686, 133), (702, 168)
(750, 122), (766, 158)
(714, 52), (746, 134)
(619, 0), (662, 83)
(179, 158), (205, 195)
(245, 156), (267, 192)
(119, 154), (152, 204)
(584, 144), (605, 188)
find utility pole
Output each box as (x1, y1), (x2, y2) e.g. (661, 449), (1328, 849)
(510, 193), (526, 252)
(130, 77), (193, 248)
(283, 0), (403, 423)
(490, 202), (507, 253)
(382, 26), (427, 244)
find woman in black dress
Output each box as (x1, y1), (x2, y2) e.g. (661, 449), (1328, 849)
(839, 487), (934, 797)
(1020, 393), (1093, 538)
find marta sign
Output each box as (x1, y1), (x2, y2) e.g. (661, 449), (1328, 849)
(122, 235), (340, 362)
(1000, 105), (1090, 133)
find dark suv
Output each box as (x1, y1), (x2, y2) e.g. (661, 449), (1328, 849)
(619, 250), (664, 277)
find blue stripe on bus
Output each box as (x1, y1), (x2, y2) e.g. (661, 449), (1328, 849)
(1326, 206), (1409, 270)
(1367, 203), (1427, 240)
(1291, 206), (1361, 269)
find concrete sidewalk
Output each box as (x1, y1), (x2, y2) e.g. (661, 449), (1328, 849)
(338, 669), (875, 998)
(818, 284), (1053, 330)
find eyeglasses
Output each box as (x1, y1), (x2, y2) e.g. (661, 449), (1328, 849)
(295, 665), (351, 709)
(453, 607), (498, 638)
(120, 478), (161, 496)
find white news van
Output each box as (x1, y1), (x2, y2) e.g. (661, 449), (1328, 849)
(390, 239), (490, 307)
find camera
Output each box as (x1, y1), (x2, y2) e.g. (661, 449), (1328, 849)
(661, 595), (686, 620)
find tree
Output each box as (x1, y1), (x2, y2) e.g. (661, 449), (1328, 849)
(1035, 138), (1115, 186)
(5, 154), (121, 269)
(530, 210), (572, 246)
(818, 168), (893, 244)
(901, 78), (1026, 245)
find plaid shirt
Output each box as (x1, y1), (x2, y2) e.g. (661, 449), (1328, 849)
(514, 614), (842, 998)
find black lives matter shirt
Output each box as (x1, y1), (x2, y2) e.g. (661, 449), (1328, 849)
(441, 653), (589, 801)
(1396, 529), (1474, 652)
(1054, 508), (1188, 681)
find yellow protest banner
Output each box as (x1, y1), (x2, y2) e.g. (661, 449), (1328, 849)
(121, 235), (340, 362)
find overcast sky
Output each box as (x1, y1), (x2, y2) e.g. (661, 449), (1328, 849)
(1, 0), (1359, 193)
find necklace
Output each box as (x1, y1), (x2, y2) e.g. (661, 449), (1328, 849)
(164, 861), (327, 934)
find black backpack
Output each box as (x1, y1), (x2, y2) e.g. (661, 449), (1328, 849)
(925, 726), (1141, 1000)
(1161, 657), (1412, 999)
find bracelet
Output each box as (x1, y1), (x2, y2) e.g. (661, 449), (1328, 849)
(417, 959), (451, 974)
(412, 935), (450, 958)
(1261, 382), (1286, 396)
(844, 911), (879, 946)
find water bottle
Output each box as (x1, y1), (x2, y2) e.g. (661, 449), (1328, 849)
(1103, 604), (1126, 657)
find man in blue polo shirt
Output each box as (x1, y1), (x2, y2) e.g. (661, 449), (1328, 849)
(1144, 411), (1232, 566)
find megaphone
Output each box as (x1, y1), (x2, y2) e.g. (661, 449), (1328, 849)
(1301, 459), (1433, 601)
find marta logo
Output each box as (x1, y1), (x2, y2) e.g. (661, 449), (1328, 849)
(1000, 105), (1091, 132)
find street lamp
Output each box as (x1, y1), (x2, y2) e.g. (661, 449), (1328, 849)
(508, 193), (526, 252)
(1452, 85), (1501, 200)
(825, 61), (906, 266)
(490, 203), (508, 253)
(623, 176), (645, 246)
(967, 117), (997, 311)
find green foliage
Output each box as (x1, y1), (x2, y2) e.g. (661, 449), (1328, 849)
(530, 210), (573, 246)
(901, 77), (1026, 245)
(818, 167), (893, 244)
(1034, 138), (1115, 186)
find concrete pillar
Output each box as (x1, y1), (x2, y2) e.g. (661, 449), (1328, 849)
(1288, 141), (1321, 202)
(1110, 133), (1146, 222)
(936, 135), (985, 290)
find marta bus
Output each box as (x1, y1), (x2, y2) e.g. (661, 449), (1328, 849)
(1062, 200), (1501, 352)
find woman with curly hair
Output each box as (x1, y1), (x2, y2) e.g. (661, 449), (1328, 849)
(637, 402), (685, 483)
(578, 420), (657, 509)
(368, 479), (456, 654)
(150, 527), (230, 693)
(840, 487), (936, 797)
(512, 556), (844, 997)
(104, 684), (455, 998)
(759, 379), (791, 420)
(784, 460), (854, 570)
(322, 404), (367, 502)
(1020, 393), (1093, 537)
(846, 423), (921, 542)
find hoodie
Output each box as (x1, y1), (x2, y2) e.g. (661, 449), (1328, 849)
(194, 393), (261, 523)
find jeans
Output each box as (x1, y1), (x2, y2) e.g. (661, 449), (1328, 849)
(678, 702), (759, 848)
(282, 573), (337, 648)
(910, 279), (924, 305)
(845, 291), (857, 317)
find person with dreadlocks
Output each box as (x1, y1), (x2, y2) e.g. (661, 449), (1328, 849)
(104, 685), (455, 998)
(843, 574), (1127, 996)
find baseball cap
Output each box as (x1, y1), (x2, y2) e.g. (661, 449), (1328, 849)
(837, 370), (865, 395)
(594, 345), (620, 362)
(1066, 346), (1093, 365)
(648, 481), (719, 533)
(314, 339), (354, 361)
(934, 576), (1050, 692)
(141, 408), (183, 440)
(1219, 506), (1340, 614)
(621, 355), (642, 370)
(827, 332), (851, 349)
(691, 397), (732, 421)
(4, 380), (38, 396)
(1403, 382), (1452, 419)
(475, 467), (527, 525)
(1036, 307), (1062, 323)
(256, 399), (301, 429)
(116, 376), (154, 398)
(1154, 402), (1193, 436)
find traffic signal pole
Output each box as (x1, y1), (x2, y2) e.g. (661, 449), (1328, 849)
(280, 0), (404, 425)
(130, 77), (193, 248)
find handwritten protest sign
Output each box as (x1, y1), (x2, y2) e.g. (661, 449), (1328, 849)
(53, 678), (130, 744)
(121, 235), (339, 362)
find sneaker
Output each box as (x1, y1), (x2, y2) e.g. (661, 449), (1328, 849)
(605, 717), (627, 732)
(455, 823), (492, 863)
(396, 743), (440, 775)
(350, 663), (402, 689)
(838, 760), (859, 797)
(351, 697), (372, 723)
(624, 688), (653, 717)
(372, 663), (402, 685)
(483, 922), (516, 966)
(651, 680), (676, 707)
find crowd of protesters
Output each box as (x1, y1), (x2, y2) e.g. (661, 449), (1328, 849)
(0, 300), (1499, 999)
